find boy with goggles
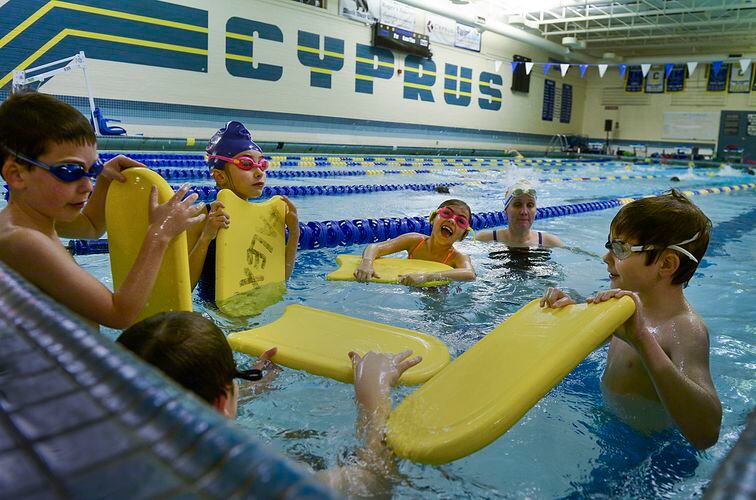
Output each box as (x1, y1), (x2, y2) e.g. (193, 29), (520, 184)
(354, 199), (476, 285)
(475, 180), (563, 248)
(118, 311), (421, 496)
(0, 92), (205, 328)
(186, 121), (299, 298)
(541, 190), (721, 450)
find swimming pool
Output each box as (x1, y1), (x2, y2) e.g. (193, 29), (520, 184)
(12, 156), (756, 497)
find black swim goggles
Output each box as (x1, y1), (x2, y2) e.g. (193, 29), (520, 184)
(5, 147), (103, 182)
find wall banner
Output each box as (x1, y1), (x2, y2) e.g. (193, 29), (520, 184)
(340, 0), (380, 24)
(380, 0), (416, 31)
(644, 66), (664, 93)
(542, 79), (555, 121)
(560, 83), (572, 123)
(728, 65), (753, 94)
(625, 66), (643, 92)
(666, 65), (685, 92)
(425, 13), (456, 46)
(454, 24), (481, 52)
(706, 63), (729, 92)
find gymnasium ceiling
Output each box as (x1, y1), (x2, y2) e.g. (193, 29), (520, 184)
(459, 0), (756, 59)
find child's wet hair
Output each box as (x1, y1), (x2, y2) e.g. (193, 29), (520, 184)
(438, 199), (472, 219)
(117, 311), (236, 404)
(0, 92), (96, 172)
(611, 189), (711, 285)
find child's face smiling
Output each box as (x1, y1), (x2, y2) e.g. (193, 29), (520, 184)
(432, 204), (469, 242)
(222, 149), (266, 199)
(21, 141), (98, 222)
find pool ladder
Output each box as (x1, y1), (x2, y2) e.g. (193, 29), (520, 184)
(545, 134), (569, 156)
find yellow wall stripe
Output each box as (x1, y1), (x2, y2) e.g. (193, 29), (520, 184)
(1, 28), (208, 87)
(296, 45), (344, 59)
(1, 1), (207, 51)
(226, 53), (253, 62)
(443, 89), (472, 97)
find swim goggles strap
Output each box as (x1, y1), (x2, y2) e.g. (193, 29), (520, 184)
(667, 232), (700, 263)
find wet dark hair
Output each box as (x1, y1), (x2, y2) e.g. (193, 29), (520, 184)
(610, 189), (711, 285)
(0, 92), (96, 175)
(117, 311), (236, 404)
(438, 199), (472, 219)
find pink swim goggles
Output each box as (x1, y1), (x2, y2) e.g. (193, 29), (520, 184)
(207, 154), (269, 171)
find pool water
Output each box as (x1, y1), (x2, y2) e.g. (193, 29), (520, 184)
(8, 158), (755, 498)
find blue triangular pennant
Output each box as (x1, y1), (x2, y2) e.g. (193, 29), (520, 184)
(511, 61), (519, 73)
(543, 63), (551, 75)
(711, 61), (723, 74)
(579, 64), (589, 78)
(665, 63), (674, 77)
(619, 64), (627, 78)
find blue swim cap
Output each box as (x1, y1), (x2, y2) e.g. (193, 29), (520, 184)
(206, 121), (262, 170)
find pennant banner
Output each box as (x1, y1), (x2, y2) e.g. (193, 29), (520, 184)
(579, 64), (588, 78)
(543, 63), (552, 75)
(598, 64), (608, 78)
(525, 62), (534, 75)
(687, 62), (698, 76)
(560, 63), (570, 77)
(619, 64), (627, 78)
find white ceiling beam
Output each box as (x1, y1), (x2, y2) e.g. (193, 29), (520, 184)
(585, 29), (756, 43)
(549, 17), (755, 36)
(533, 4), (756, 26)
(596, 40), (756, 51)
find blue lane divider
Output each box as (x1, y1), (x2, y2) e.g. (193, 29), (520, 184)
(148, 166), (596, 181)
(66, 182), (755, 255)
(176, 182), (460, 201)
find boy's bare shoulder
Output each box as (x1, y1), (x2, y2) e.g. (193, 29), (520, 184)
(658, 309), (709, 351)
(0, 224), (65, 261)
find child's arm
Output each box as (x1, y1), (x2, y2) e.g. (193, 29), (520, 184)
(398, 252), (476, 285)
(281, 196), (299, 279)
(56, 155), (144, 239)
(353, 233), (423, 282)
(188, 201), (228, 288)
(2, 185), (205, 328)
(591, 290), (722, 449)
(317, 351), (421, 495)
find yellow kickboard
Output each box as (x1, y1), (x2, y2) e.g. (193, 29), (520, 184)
(106, 168), (192, 322)
(387, 297), (636, 464)
(228, 304), (450, 385)
(215, 190), (287, 316)
(326, 254), (453, 286)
